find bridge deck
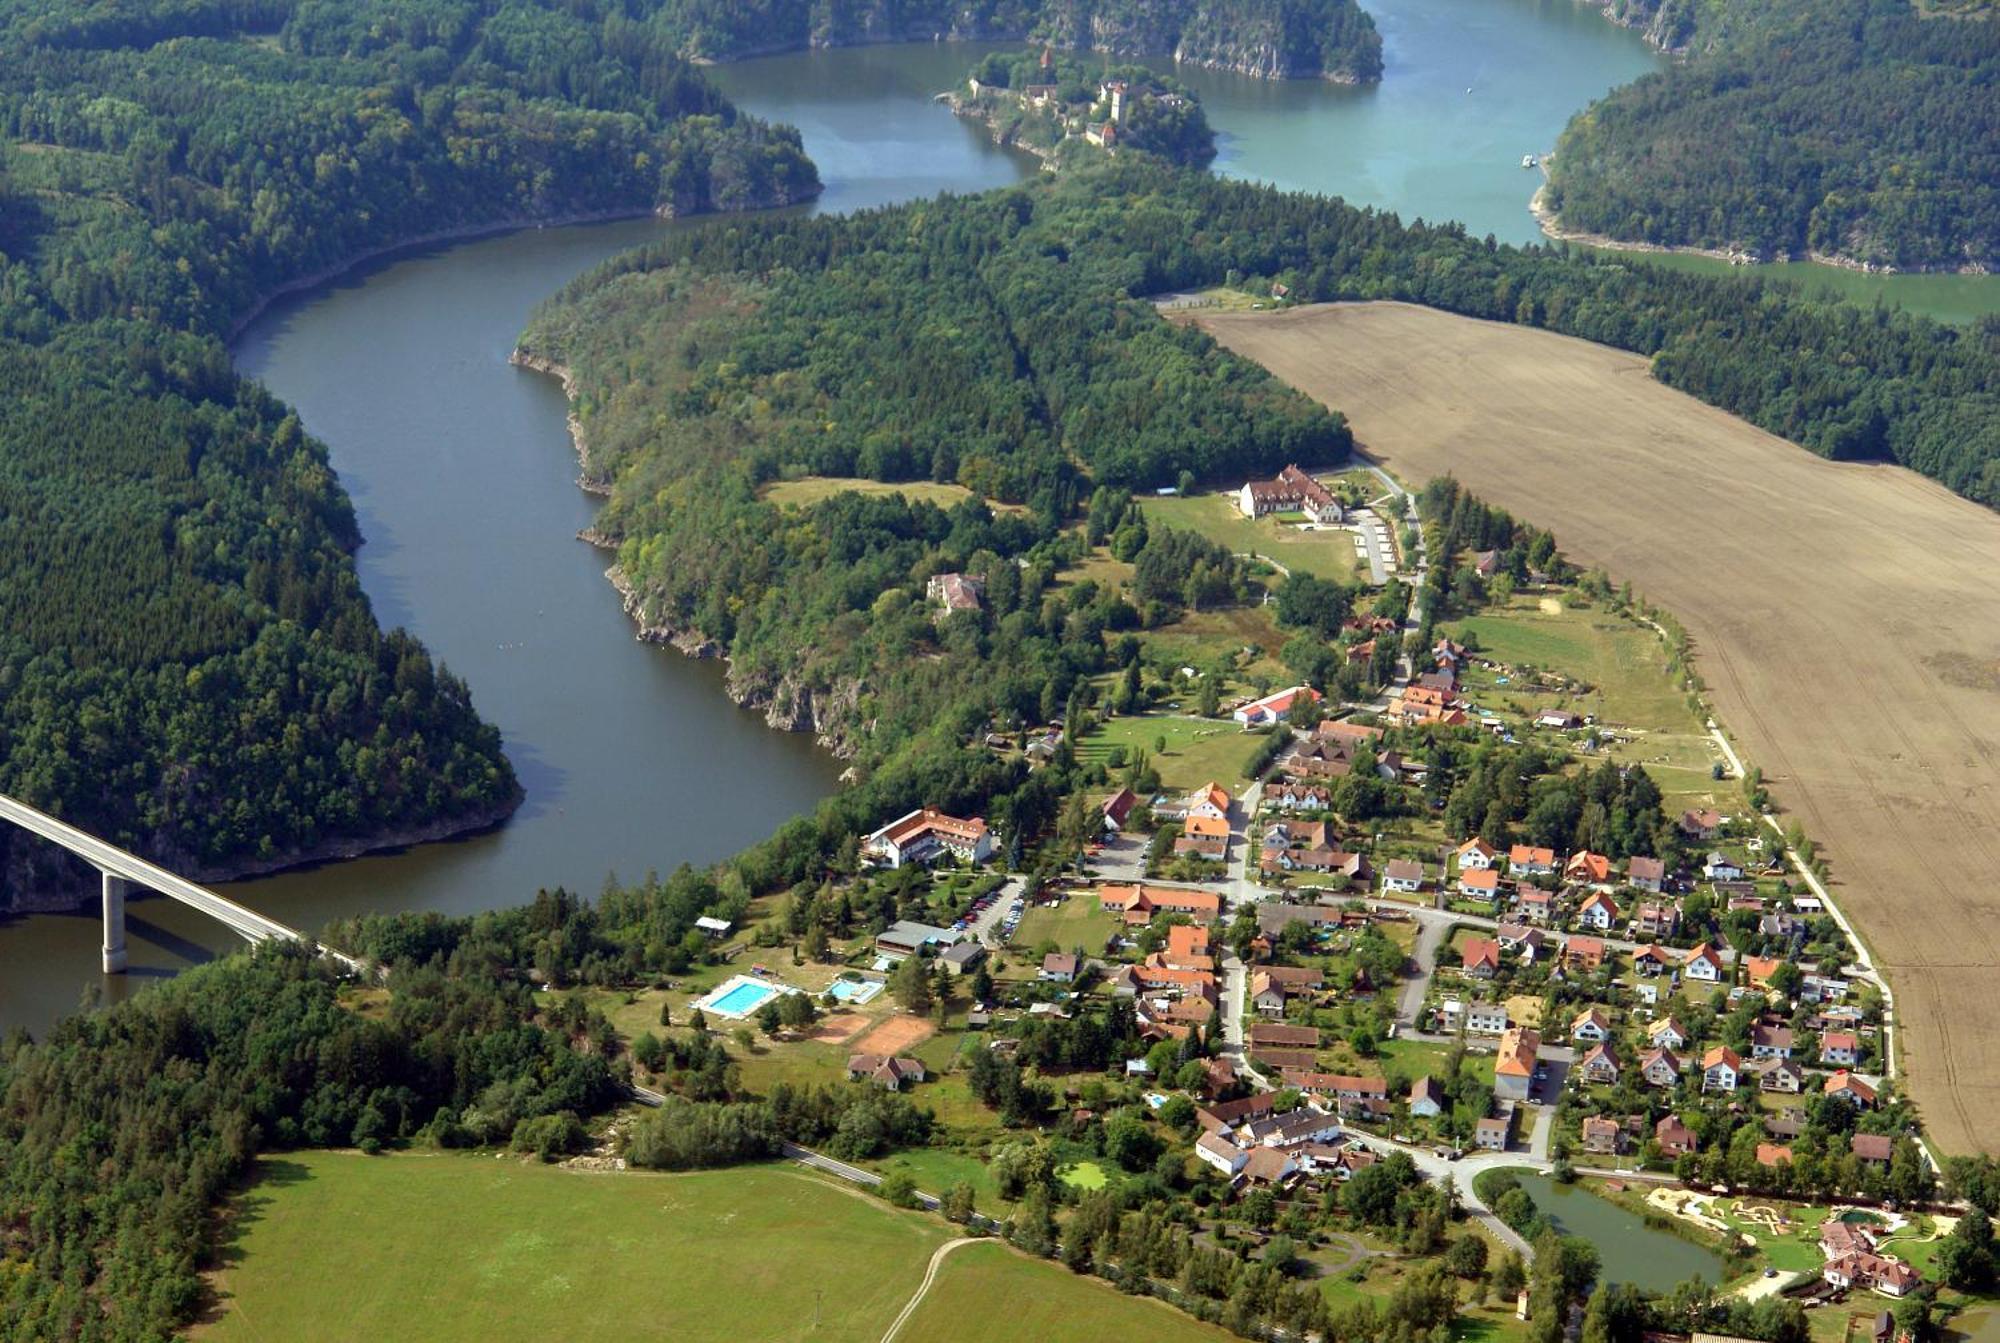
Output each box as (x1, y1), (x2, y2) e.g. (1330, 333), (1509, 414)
(0, 794), (366, 974)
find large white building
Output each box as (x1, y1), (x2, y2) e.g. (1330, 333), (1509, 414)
(1237, 465), (1342, 523)
(862, 807), (994, 868)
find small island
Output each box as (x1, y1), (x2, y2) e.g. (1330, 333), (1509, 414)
(949, 48), (1216, 169)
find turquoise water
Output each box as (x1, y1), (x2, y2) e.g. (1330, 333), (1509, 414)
(828, 979), (881, 1003)
(711, 982), (780, 1016)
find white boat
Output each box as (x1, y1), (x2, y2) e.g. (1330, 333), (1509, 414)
(1522, 154), (1538, 169)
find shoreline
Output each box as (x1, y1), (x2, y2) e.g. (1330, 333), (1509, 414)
(510, 353), (866, 765)
(1530, 182), (1991, 277)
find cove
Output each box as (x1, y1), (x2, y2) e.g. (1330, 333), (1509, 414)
(1505, 1171), (1730, 1293)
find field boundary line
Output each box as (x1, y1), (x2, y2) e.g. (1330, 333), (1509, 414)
(880, 1238), (978, 1343)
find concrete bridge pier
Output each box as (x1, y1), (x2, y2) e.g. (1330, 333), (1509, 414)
(101, 872), (129, 973)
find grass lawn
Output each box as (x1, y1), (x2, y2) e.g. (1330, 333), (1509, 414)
(1140, 606), (1293, 690)
(870, 1147), (1003, 1210)
(1140, 491), (1363, 583)
(1008, 895), (1117, 956)
(198, 1154), (946, 1342)
(1060, 1160), (1110, 1190)
(901, 1241), (1232, 1342)
(1075, 713), (1262, 793)
(762, 476), (982, 511)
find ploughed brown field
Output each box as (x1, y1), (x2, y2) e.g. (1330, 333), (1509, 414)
(1193, 301), (2000, 1157)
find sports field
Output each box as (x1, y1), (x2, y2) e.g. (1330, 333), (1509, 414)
(1193, 300), (2000, 1156)
(198, 1152), (1233, 1341)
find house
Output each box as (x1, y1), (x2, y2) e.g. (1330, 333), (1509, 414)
(1704, 851), (1745, 882)
(1471, 549), (1504, 577)
(1680, 809), (1724, 841)
(1683, 943), (1727, 982)
(1756, 1142), (1794, 1169)
(1571, 1008), (1612, 1043)
(1824, 1253), (1920, 1297)
(1268, 780), (1334, 812)
(1633, 944), (1675, 977)
(1566, 851), (1613, 886)
(1563, 936), (1608, 971)
(1750, 1024), (1794, 1059)
(1577, 1044), (1621, 1086)
(1508, 845), (1556, 877)
(1655, 1114), (1700, 1156)
(1536, 709), (1582, 730)
(1040, 953), (1080, 983)
(1234, 684), (1322, 727)
(847, 1054), (927, 1090)
(1265, 818), (1331, 851)
(1238, 465), (1341, 523)
(1576, 890), (1621, 930)
(1178, 812), (1231, 859)
(1754, 1057), (1804, 1093)
(1821, 1031), (1861, 1067)
(1744, 956), (1787, 992)
(1475, 1115), (1510, 1151)
(1166, 924), (1213, 970)
(1100, 787), (1139, 833)
(1099, 884), (1223, 925)
(1626, 856), (1666, 893)
(1459, 867), (1502, 900)
(1516, 888), (1555, 923)
(1409, 1076), (1446, 1118)
(926, 572), (985, 615)
(1701, 1046), (1742, 1093)
(1196, 1131), (1250, 1178)
(1282, 740), (1354, 781)
(1852, 1133), (1894, 1166)
(1825, 1071), (1878, 1108)
(1251, 1047), (1319, 1073)
(1649, 1017), (1689, 1050)
(1581, 1116), (1624, 1155)
(1183, 782), (1233, 822)
(1457, 838), (1501, 871)
(939, 941), (986, 975)
(1634, 901), (1681, 939)
(863, 807), (995, 868)
(1461, 939), (1502, 979)
(694, 916), (733, 940)
(1494, 1027), (1540, 1102)
(1464, 1000), (1509, 1035)
(1640, 1048), (1683, 1089)
(1382, 859), (1426, 894)
(875, 920), (958, 958)
(1249, 1021), (1319, 1050)
(1248, 1108), (1343, 1149)
(1241, 1146), (1299, 1186)
(1250, 973), (1289, 1016)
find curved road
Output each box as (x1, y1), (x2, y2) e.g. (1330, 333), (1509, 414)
(881, 1238), (978, 1343)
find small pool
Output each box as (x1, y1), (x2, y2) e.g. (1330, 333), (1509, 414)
(696, 974), (793, 1019)
(828, 979), (884, 1005)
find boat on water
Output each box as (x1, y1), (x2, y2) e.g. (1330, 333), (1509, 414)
(1521, 153), (1537, 169)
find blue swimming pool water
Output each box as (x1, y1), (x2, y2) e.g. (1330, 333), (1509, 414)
(710, 981), (779, 1016)
(828, 980), (881, 1003)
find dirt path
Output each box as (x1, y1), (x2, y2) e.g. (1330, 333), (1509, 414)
(1191, 301), (2000, 1157)
(880, 1237), (978, 1343)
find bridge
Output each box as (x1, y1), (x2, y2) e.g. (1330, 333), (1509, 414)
(0, 793), (367, 976)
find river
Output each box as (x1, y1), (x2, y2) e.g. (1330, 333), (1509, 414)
(1, 1), (1987, 1034)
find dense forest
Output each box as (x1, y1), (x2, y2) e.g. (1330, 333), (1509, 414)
(1549, 0), (1998, 270)
(0, 0), (821, 902)
(642, 0), (1384, 82)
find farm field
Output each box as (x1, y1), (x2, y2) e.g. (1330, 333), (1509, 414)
(199, 1153), (1238, 1343)
(899, 1241), (1234, 1342)
(1140, 490), (1364, 582)
(197, 1155), (944, 1342)
(761, 475), (980, 510)
(1075, 713), (1263, 793)
(1191, 300), (2000, 1156)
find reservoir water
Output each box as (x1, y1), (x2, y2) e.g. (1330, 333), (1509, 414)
(2, 1), (1988, 1033)
(1502, 1171), (1730, 1293)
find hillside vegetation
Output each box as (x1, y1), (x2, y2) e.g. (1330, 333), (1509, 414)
(1551, 0), (1999, 271)
(646, 0), (1384, 82)
(0, 0), (819, 900)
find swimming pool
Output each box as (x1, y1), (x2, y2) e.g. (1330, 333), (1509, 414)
(695, 974), (793, 1019)
(828, 979), (884, 1005)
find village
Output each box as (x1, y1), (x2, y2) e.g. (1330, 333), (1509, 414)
(596, 464), (1985, 1343)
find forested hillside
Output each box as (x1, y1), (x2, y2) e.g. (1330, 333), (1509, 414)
(646, 0), (1384, 82)
(0, 0), (820, 905)
(1550, 0), (1998, 271)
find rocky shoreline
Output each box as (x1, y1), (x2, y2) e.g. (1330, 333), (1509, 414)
(513, 353), (867, 764)
(695, 29), (1377, 83)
